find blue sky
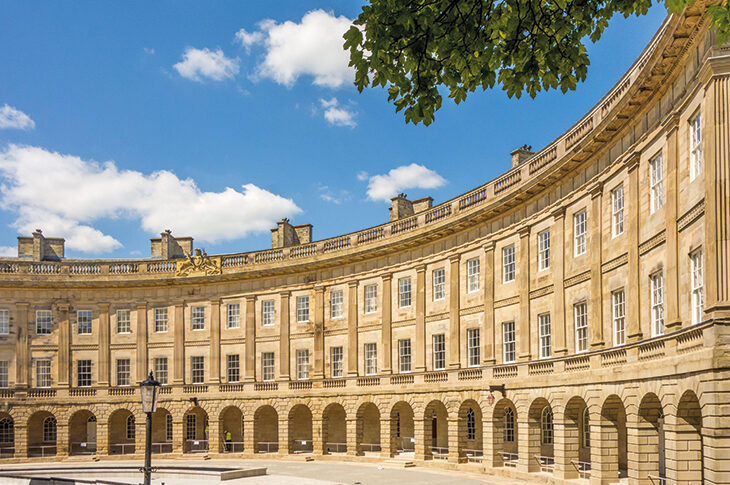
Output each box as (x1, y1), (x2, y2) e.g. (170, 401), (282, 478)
(0, 1), (666, 258)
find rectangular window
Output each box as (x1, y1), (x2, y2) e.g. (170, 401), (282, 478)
(398, 277), (412, 308)
(398, 339), (411, 373)
(503, 322), (516, 363)
(191, 306), (205, 330)
(296, 296), (309, 323)
(364, 284), (377, 314)
(262, 300), (275, 327)
(154, 357), (168, 385)
(0, 310), (9, 335)
(330, 290), (343, 318)
(502, 245), (516, 283)
(227, 354), (240, 383)
(690, 113), (702, 181)
(116, 359), (130, 386)
(0, 361), (7, 388)
(612, 290), (626, 346)
(574, 210), (587, 256)
(191, 356), (204, 384)
(227, 303), (240, 329)
(186, 414), (196, 440)
(77, 360), (92, 387)
(539, 313), (552, 359)
(432, 334), (446, 370)
(651, 272), (665, 336)
(691, 249), (704, 325)
(296, 349), (310, 380)
(650, 154), (664, 213)
(467, 258), (480, 292)
(262, 352), (275, 381)
(574, 303), (588, 353)
(154, 308), (168, 332)
(467, 328), (480, 367)
(364, 343), (377, 375)
(433, 268), (445, 301)
(116, 309), (131, 334)
(330, 346), (343, 378)
(538, 230), (550, 271)
(77, 310), (92, 335)
(37, 359), (52, 388)
(612, 185), (625, 236)
(36, 310), (52, 335)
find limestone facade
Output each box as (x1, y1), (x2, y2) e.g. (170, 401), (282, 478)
(0, 5), (728, 485)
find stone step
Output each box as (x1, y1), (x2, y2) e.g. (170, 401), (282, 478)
(288, 454), (315, 462)
(382, 459), (416, 468)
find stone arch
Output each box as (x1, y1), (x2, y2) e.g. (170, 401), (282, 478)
(68, 409), (96, 455)
(424, 399), (449, 459)
(390, 401), (415, 455)
(219, 405), (244, 453)
(108, 408), (136, 455)
(457, 399), (483, 462)
(562, 396), (589, 478)
(355, 402), (381, 455)
(630, 392), (664, 484)
(253, 404), (278, 453)
(183, 406), (209, 453)
(28, 410), (57, 457)
(322, 402), (347, 454)
(288, 403), (313, 454)
(528, 397), (553, 472)
(0, 412), (14, 457)
(595, 394), (628, 483)
(492, 397), (518, 467)
(674, 390), (703, 483)
(151, 407), (173, 454)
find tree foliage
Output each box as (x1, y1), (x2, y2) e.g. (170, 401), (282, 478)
(344, 0), (730, 125)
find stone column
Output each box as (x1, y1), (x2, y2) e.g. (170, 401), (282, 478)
(277, 416), (289, 455)
(14, 423), (27, 458)
(312, 418), (323, 456)
(209, 417), (221, 454)
(98, 303), (110, 387)
(347, 282), (358, 376)
(449, 255), (461, 369)
(447, 418), (460, 463)
(136, 302), (148, 382)
(346, 418), (357, 456)
(172, 417), (184, 454)
(313, 286), (325, 379)
(96, 419), (108, 456)
(551, 207), (568, 355)
(56, 422), (69, 457)
(209, 299), (221, 383)
(381, 274), (392, 374)
(554, 413), (575, 479)
(57, 303), (71, 387)
(244, 296), (256, 382)
(14, 303), (29, 389)
(415, 265), (426, 372)
(518, 227), (531, 361)
(482, 242), (496, 364)
(589, 183), (605, 348)
(173, 302), (185, 384)
(625, 154), (643, 342)
(664, 115), (682, 330)
(243, 415), (255, 455)
(414, 418), (426, 460)
(279, 292), (290, 380)
(380, 417), (393, 458)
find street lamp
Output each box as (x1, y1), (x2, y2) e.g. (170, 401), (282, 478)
(140, 371), (160, 485)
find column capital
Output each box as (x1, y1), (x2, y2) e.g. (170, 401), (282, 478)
(661, 111), (680, 134)
(347, 280), (358, 289)
(135, 300), (147, 308)
(55, 302), (70, 312)
(448, 254), (461, 264)
(624, 151), (640, 172)
(483, 241), (495, 252)
(380, 272), (392, 282)
(279, 290), (291, 298)
(172, 300), (185, 308)
(518, 225), (530, 238)
(550, 206), (566, 220)
(245, 295), (256, 303)
(15, 302), (29, 308)
(97, 302), (110, 310)
(209, 298), (221, 306)
(589, 181), (604, 199)
(415, 264), (426, 273)
(314, 285), (326, 294)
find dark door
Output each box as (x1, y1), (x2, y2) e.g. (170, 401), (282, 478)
(431, 417), (437, 448)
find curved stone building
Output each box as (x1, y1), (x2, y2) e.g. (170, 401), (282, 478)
(0, 4), (728, 484)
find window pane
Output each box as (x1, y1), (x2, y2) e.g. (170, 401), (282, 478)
(117, 309), (131, 334)
(574, 303), (588, 352)
(503, 246), (515, 283)
(191, 306), (205, 330)
(539, 314), (551, 359)
(432, 334), (445, 370)
(398, 278), (412, 308)
(574, 210), (587, 255)
(467, 328), (480, 367)
(433, 269), (445, 301)
(538, 231), (550, 271)
(77, 310), (92, 335)
(365, 285), (378, 313)
(467, 258), (480, 292)
(262, 300), (275, 326)
(227, 303), (240, 329)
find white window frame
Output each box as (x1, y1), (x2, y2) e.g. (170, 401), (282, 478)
(651, 272), (665, 336)
(0, 311), (8, 336)
(191, 356), (205, 384)
(330, 290), (343, 319)
(330, 346), (343, 378)
(539, 313), (551, 359)
(296, 349), (310, 380)
(398, 277), (412, 308)
(650, 154), (664, 213)
(227, 354), (240, 383)
(0, 361), (7, 388)
(467, 328), (480, 367)
(502, 321), (516, 363)
(574, 210), (587, 256)
(398, 339), (411, 373)
(691, 249), (704, 325)
(191, 306), (205, 331)
(538, 230), (550, 271)
(36, 359), (52, 388)
(36, 310), (52, 335)
(77, 360), (92, 387)
(364, 343), (377, 376)
(502, 245), (515, 283)
(364, 284), (378, 314)
(690, 112), (702, 181)
(296, 296), (309, 323)
(541, 407), (554, 445)
(612, 185), (624, 237)
(154, 308), (168, 333)
(153, 357), (168, 385)
(227, 303), (240, 329)
(77, 310), (92, 335)
(612, 289), (626, 346)
(262, 300), (275, 327)
(116, 309), (131, 334)
(574, 302), (588, 353)
(583, 408), (591, 448)
(467, 258), (480, 292)
(433, 268), (445, 301)
(432, 334), (446, 370)
(262, 352), (275, 381)
(504, 407), (515, 442)
(116, 358), (130, 386)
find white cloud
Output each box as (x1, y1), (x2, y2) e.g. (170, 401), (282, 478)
(356, 171), (369, 181)
(241, 9), (354, 88)
(173, 47), (239, 82)
(319, 98), (356, 128)
(363, 163), (447, 202)
(317, 183), (350, 204)
(0, 145), (301, 253)
(0, 246), (15, 257)
(143, 47), (155, 55)
(0, 105), (35, 130)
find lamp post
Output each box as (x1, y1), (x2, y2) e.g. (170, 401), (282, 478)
(140, 371), (160, 485)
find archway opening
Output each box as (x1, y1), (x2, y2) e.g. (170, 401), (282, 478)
(322, 403), (347, 454)
(356, 402), (381, 455)
(564, 396), (589, 479)
(528, 398), (554, 473)
(183, 406), (209, 453)
(151, 407), (173, 454)
(492, 398), (518, 468)
(596, 394), (628, 483)
(28, 411), (57, 457)
(254, 405), (278, 453)
(424, 400), (449, 460)
(458, 399), (483, 463)
(68, 410), (96, 455)
(288, 404), (313, 454)
(676, 390), (703, 483)
(0, 413), (14, 457)
(219, 406), (244, 453)
(633, 393), (664, 483)
(109, 409), (136, 455)
(390, 401), (414, 456)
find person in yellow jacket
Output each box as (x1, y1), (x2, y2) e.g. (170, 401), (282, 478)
(224, 430), (232, 452)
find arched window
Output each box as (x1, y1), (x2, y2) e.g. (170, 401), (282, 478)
(466, 408), (476, 440)
(186, 414), (196, 440)
(541, 407), (553, 445)
(582, 408), (591, 448)
(43, 416), (57, 443)
(0, 417), (13, 444)
(87, 415), (96, 423)
(166, 414), (173, 442)
(126, 415), (136, 441)
(504, 407), (515, 443)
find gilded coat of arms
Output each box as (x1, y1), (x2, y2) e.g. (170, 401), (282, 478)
(176, 248), (222, 277)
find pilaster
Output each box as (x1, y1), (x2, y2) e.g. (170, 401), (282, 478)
(347, 282), (358, 376)
(415, 265), (426, 372)
(14, 303), (29, 389)
(664, 113), (682, 330)
(136, 302), (148, 382)
(279, 291), (290, 380)
(626, 154), (643, 342)
(482, 242), (496, 364)
(551, 207), (568, 355)
(449, 254), (461, 369)
(173, 301), (185, 384)
(56, 302), (70, 387)
(518, 226), (531, 361)
(381, 274), (392, 374)
(244, 296), (256, 382)
(209, 299), (221, 383)
(98, 303), (110, 387)
(590, 183), (605, 348)
(313, 286), (325, 380)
